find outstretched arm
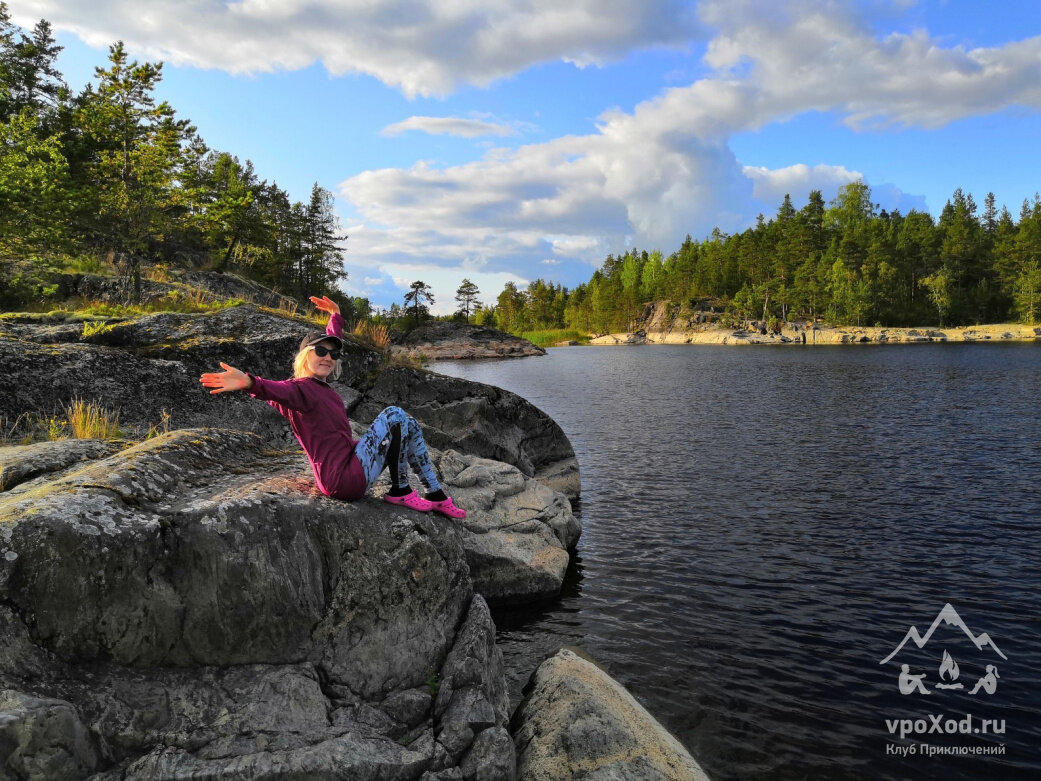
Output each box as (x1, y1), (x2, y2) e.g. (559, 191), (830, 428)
(309, 295), (340, 316)
(200, 362), (253, 394)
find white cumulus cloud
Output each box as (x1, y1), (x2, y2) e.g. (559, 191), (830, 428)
(700, 0), (1041, 130)
(10, 0), (702, 97)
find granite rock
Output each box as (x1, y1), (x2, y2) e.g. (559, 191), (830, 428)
(0, 429), (527, 780)
(390, 322), (544, 361)
(513, 648), (711, 781)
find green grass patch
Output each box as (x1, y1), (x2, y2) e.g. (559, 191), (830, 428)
(6, 293), (248, 321)
(81, 320), (118, 338)
(515, 328), (591, 347)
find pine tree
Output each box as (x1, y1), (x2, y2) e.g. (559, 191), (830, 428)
(301, 182), (346, 295)
(0, 109), (69, 255)
(454, 278), (481, 323)
(195, 151), (268, 271)
(0, 5), (65, 122)
(495, 281), (526, 332)
(404, 280), (434, 326)
(74, 42), (195, 302)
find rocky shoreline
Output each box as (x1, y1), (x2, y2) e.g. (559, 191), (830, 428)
(390, 322), (545, 361)
(590, 321), (1041, 346)
(0, 304), (709, 780)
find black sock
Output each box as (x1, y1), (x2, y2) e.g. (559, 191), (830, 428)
(386, 424), (409, 494)
(426, 489), (447, 502)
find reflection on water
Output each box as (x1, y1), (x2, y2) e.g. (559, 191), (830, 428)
(431, 344), (1041, 781)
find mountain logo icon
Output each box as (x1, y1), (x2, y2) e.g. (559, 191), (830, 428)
(880, 603), (1006, 696)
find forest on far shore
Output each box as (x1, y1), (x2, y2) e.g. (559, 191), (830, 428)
(470, 183), (1041, 336)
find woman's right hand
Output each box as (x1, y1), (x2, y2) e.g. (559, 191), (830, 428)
(200, 362), (252, 394)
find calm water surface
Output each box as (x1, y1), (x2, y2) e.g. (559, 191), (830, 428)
(431, 343), (1041, 781)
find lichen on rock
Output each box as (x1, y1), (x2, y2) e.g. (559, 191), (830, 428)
(0, 425), (582, 778)
(513, 648), (711, 781)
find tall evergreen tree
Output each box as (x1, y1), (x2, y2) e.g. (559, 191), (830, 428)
(495, 281), (526, 332)
(300, 182), (346, 296)
(0, 107), (69, 256)
(74, 42), (195, 301)
(194, 151), (268, 271)
(937, 188), (985, 322)
(404, 280), (434, 326)
(0, 4), (65, 122)
(454, 278), (481, 323)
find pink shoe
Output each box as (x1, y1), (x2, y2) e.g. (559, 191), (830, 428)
(429, 496), (466, 519)
(384, 490), (434, 513)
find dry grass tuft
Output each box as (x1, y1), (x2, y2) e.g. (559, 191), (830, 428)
(352, 320), (391, 350)
(64, 399), (121, 440)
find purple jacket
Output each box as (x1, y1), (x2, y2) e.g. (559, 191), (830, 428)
(247, 313), (367, 500)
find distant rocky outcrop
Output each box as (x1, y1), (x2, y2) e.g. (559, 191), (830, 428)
(391, 322), (545, 361)
(513, 648), (711, 781)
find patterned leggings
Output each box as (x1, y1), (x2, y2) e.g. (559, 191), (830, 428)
(353, 406), (442, 492)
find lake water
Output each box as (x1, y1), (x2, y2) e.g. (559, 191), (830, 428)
(430, 343), (1041, 781)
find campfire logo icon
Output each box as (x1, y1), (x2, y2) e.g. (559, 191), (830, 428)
(880, 603), (1007, 696)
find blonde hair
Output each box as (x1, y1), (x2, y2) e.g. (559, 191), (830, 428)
(293, 345), (342, 381)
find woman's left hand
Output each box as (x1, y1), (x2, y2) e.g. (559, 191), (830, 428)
(309, 295), (340, 315)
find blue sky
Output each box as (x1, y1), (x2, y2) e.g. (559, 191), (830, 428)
(9, 0), (1041, 314)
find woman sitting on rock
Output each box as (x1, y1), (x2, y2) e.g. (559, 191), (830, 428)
(199, 295), (465, 518)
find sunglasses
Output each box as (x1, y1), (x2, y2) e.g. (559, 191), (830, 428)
(312, 345), (342, 360)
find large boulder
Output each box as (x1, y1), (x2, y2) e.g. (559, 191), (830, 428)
(391, 322), (544, 361)
(367, 448), (580, 606)
(350, 367), (580, 501)
(434, 451), (579, 605)
(0, 429), (530, 780)
(512, 648), (711, 781)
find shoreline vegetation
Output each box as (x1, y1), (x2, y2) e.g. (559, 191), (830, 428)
(473, 183), (1041, 344)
